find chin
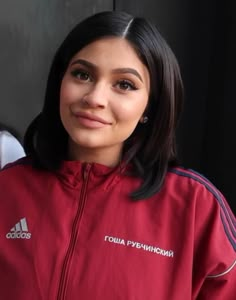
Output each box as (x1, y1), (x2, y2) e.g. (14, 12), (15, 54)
(70, 135), (104, 149)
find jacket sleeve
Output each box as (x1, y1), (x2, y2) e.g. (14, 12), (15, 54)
(196, 260), (236, 300)
(193, 184), (236, 300)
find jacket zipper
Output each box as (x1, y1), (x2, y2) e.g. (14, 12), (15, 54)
(57, 163), (92, 300)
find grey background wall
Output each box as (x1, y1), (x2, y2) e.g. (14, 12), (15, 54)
(0, 0), (235, 213)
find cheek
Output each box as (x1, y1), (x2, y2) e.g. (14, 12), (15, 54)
(115, 97), (148, 124)
(60, 74), (85, 106)
(60, 80), (74, 106)
(59, 81), (73, 122)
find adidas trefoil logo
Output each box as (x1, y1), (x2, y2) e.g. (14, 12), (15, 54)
(6, 217), (31, 239)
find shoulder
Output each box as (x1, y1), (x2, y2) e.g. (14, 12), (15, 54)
(0, 157), (36, 182)
(170, 167), (236, 278)
(167, 167), (235, 251)
(0, 156), (31, 171)
(0, 157), (63, 189)
(165, 166), (225, 211)
(167, 167), (222, 200)
(0, 157), (56, 205)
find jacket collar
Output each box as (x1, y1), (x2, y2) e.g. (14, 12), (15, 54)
(56, 160), (128, 189)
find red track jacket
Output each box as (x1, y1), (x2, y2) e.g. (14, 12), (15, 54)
(0, 158), (235, 299)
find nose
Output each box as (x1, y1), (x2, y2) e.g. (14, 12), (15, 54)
(82, 82), (108, 108)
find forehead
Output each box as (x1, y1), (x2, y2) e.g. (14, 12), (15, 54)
(70, 37), (146, 70)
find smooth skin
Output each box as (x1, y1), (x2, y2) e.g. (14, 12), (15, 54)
(60, 37), (150, 167)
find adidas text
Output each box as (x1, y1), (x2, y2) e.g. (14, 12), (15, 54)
(6, 232), (31, 239)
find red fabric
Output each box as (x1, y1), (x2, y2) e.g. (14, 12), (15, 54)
(0, 159), (235, 299)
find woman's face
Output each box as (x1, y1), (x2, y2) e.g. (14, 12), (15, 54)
(60, 37), (150, 165)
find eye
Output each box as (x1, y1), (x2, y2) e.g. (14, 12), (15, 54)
(116, 80), (137, 91)
(71, 69), (92, 82)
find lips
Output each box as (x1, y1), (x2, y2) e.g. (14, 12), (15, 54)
(72, 111), (112, 129)
(74, 111), (111, 124)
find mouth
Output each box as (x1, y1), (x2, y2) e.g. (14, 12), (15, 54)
(73, 111), (112, 128)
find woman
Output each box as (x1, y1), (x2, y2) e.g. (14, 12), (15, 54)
(0, 11), (235, 300)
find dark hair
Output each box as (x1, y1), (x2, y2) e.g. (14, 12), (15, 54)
(24, 11), (184, 200)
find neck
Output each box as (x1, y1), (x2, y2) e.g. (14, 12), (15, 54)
(67, 140), (122, 168)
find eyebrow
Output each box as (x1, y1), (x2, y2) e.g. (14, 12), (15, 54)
(70, 59), (143, 82)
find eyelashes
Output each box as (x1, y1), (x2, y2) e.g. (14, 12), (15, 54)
(70, 68), (138, 91)
(71, 69), (91, 82)
(115, 80), (137, 91)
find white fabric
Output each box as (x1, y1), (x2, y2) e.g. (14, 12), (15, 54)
(0, 131), (25, 169)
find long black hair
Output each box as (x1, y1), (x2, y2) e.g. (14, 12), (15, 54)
(24, 11), (184, 199)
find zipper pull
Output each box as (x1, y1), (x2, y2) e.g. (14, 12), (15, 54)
(83, 163), (92, 180)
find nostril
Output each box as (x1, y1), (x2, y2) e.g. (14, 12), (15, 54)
(80, 91), (107, 108)
(82, 96), (89, 106)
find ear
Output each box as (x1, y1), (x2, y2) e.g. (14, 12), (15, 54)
(139, 116), (148, 124)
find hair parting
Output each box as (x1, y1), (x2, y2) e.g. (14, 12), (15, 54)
(122, 18), (134, 37)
